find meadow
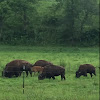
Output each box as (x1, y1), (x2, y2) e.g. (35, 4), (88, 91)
(0, 45), (99, 100)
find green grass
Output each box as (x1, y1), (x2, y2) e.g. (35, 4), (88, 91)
(0, 45), (99, 100)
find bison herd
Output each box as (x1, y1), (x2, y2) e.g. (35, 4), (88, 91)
(2, 59), (96, 80)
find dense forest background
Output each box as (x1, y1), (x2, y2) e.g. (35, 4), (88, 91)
(0, 0), (99, 46)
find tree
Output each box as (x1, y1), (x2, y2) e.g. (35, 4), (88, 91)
(61, 0), (99, 45)
(0, 0), (99, 46)
(61, 0), (80, 44)
(0, 0), (12, 42)
(0, 0), (38, 45)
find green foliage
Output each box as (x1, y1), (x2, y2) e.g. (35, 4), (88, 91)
(0, 0), (99, 46)
(61, 0), (99, 45)
(80, 29), (99, 46)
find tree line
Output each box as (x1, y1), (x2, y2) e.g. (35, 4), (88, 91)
(0, 0), (99, 46)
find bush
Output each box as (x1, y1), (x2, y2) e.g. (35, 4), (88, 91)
(80, 29), (99, 46)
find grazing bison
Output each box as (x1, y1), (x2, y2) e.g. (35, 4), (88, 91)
(3, 65), (20, 78)
(31, 66), (44, 75)
(76, 64), (96, 78)
(3, 60), (33, 78)
(33, 60), (53, 67)
(38, 64), (65, 80)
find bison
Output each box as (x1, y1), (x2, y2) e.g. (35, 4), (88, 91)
(76, 64), (96, 78)
(31, 66), (44, 75)
(3, 65), (20, 78)
(33, 60), (53, 67)
(3, 60), (33, 78)
(38, 64), (65, 80)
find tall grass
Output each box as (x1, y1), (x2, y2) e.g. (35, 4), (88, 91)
(0, 45), (99, 100)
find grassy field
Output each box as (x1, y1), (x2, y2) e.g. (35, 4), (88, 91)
(0, 45), (99, 100)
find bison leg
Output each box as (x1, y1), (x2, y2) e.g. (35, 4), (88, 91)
(63, 76), (66, 80)
(61, 75), (65, 80)
(84, 75), (87, 77)
(93, 70), (96, 76)
(48, 77), (51, 80)
(94, 72), (96, 76)
(15, 73), (19, 77)
(90, 73), (93, 77)
(61, 74), (65, 80)
(26, 71), (28, 77)
(29, 71), (32, 77)
(52, 76), (55, 80)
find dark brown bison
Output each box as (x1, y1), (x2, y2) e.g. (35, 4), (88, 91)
(33, 60), (53, 67)
(38, 64), (65, 80)
(3, 60), (33, 78)
(31, 66), (44, 75)
(76, 64), (96, 78)
(3, 65), (20, 78)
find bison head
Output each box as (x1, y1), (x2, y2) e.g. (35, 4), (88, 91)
(76, 71), (81, 78)
(4, 71), (10, 77)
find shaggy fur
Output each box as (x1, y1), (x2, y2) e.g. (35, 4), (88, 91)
(38, 64), (65, 80)
(3, 60), (33, 78)
(31, 66), (44, 75)
(76, 64), (96, 78)
(33, 60), (53, 67)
